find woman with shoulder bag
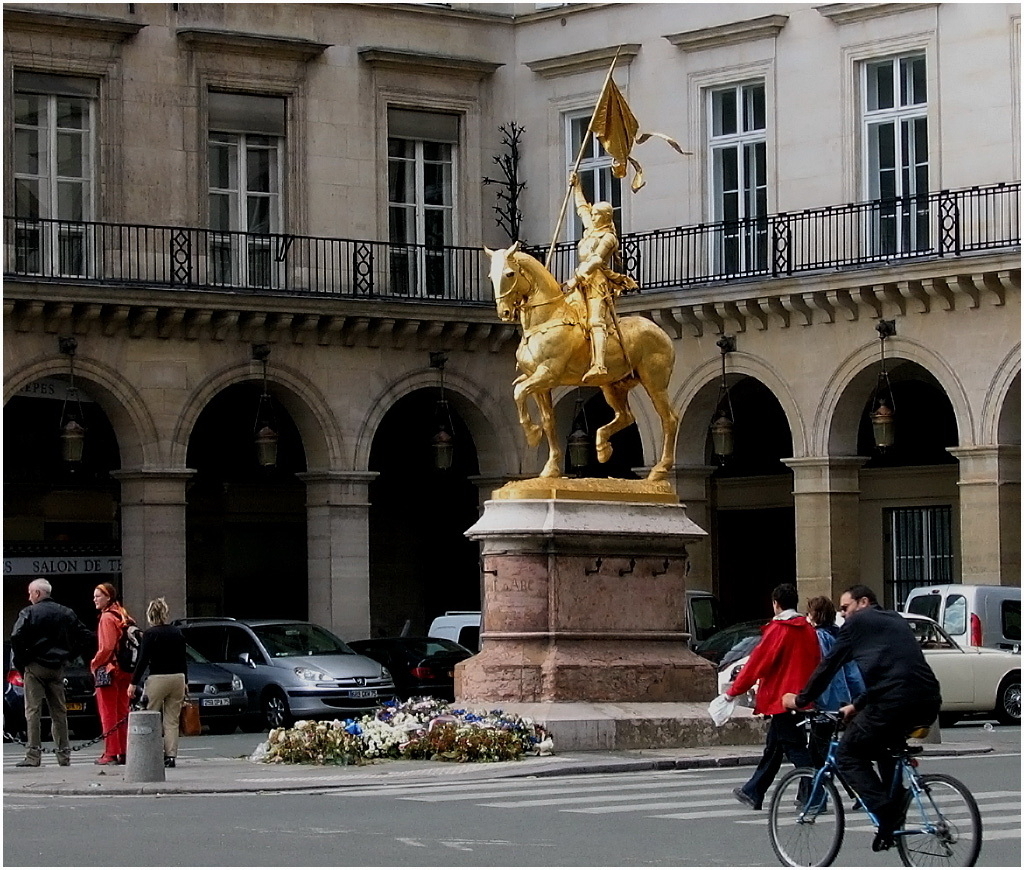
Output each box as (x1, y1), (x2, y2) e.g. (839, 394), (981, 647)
(128, 597), (188, 768)
(90, 582), (133, 765)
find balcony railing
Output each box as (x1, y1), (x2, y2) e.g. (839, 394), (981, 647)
(5, 182), (1017, 301)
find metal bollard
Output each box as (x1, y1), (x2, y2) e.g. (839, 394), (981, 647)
(125, 710), (165, 783)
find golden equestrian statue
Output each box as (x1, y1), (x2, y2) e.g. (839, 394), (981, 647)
(483, 50), (687, 483)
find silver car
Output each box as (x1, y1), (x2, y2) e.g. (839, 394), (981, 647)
(176, 618), (397, 729)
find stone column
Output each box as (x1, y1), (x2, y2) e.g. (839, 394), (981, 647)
(782, 457), (867, 603)
(948, 446), (1021, 586)
(669, 465), (717, 595)
(111, 468), (193, 621)
(298, 471), (378, 641)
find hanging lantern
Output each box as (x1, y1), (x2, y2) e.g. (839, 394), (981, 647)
(57, 336), (87, 463)
(60, 418), (87, 463)
(870, 400), (895, 450)
(711, 412), (735, 459)
(870, 320), (897, 451)
(252, 344), (278, 468)
(255, 424), (279, 467)
(432, 426), (454, 470)
(568, 426), (591, 469)
(710, 335), (737, 460)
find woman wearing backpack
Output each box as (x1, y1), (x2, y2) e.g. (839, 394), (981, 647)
(91, 582), (133, 765)
(128, 598), (187, 767)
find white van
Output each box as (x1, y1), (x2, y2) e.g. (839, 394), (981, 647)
(902, 584), (1021, 651)
(427, 611), (480, 652)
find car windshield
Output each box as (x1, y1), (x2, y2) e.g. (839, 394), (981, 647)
(185, 644), (210, 664)
(403, 638), (469, 657)
(252, 623), (355, 658)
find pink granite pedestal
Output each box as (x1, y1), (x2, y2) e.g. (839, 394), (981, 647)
(456, 497), (717, 704)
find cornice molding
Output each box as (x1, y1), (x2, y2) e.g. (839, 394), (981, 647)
(524, 43), (640, 78)
(663, 15), (788, 53)
(176, 29), (330, 62)
(357, 47), (503, 80)
(2, 6), (144, 41)
(815, 4), (939, 25)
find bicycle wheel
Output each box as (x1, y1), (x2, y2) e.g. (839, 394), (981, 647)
(768, 767), (845, 867)
(897, 773), (982, 867)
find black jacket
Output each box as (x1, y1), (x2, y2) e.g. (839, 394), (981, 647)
(131, 623), (188, 686)
(10, 598), (95, 672)
(795, 605), (941, 711)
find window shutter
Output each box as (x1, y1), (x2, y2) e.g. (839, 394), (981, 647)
(388, 108), (458, 143)
(208, 92), (286, 136)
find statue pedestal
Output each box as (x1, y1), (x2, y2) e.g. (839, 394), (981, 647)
(456, 492), (717, 705)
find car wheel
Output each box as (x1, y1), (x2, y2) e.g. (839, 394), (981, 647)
(994, 672), (1021, 726)
(262, 689), (293, 729)
(206, 717), (239, 735)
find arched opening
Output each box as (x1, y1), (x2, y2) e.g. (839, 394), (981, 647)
(3, 377), (121, 631)
(848, 360), (961, 608)
(706, 376), (795, 625)
(185, 382), (307, 619)
(368, 388), (481, 638)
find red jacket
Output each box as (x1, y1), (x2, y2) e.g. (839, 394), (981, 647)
(727, 614), (821, 716)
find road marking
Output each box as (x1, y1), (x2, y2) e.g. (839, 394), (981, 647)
(650, 808), (755, 820)
(396, 838), (426, 847)
(486, 790), (744, 811)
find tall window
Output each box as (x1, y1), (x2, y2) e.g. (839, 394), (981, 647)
(12, 72), (97, 276)
(862, 54), (929, 256)
(387, 108), (457, 297)
(708, 82), (767, 275)
(884, 505), (953, 608)
(565, 111), (622, 241)
(207, 92), (285, 288)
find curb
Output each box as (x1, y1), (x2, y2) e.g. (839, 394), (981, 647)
(4, 743), (993, 797)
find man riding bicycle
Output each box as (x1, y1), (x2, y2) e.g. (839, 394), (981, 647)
(783, 584), (941, 853)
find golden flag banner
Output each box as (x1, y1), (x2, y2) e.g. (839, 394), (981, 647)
(590, 78), (690, 192)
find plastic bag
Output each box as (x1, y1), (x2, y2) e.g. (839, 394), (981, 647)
(708, 693), (737, 727)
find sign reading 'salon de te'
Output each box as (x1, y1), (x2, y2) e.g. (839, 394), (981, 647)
(4, 556), (122, 576)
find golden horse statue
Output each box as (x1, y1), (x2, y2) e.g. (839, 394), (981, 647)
(484, 242), (679, 481)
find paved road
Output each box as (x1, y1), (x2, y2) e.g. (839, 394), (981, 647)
(3, 721), (1018, 867)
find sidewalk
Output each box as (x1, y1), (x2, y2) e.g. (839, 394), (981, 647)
(3, 741), (992, 797)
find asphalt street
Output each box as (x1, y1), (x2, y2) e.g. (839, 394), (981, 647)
(3, 720), (1018, 867)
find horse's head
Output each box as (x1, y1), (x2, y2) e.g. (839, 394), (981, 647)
(483, 241), (524, 323)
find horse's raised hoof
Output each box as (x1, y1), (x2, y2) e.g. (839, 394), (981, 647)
(582, 365), (608, 385)
(596, 443), (612, 464)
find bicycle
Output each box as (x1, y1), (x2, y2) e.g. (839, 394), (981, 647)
(767, 710), (982, 867)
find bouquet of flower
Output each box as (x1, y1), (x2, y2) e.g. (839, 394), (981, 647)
(250, 697), (552, 765)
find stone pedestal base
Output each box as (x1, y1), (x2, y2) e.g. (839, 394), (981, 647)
(457, 495), (716, 704)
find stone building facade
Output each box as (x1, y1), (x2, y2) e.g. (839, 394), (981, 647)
(4, 3), (1019, 641)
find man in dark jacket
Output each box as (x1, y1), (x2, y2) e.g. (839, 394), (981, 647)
(10, 578), (95, 767)
(783, 584), (941, 852)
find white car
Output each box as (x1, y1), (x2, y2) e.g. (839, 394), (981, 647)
(718, 613), (1021, 725)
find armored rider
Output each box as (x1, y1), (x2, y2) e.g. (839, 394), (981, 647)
(564, 172), (638, 384)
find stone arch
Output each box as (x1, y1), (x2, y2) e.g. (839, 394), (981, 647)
(817, 337), (974, 456)
(3, 355), (157, 468)
(981, 345), (1021, 445)
(173, 361), (338, 469)
(673, 352), (806, 467)
(355, 369), (518, 476)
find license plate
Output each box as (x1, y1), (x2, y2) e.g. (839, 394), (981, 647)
(201, 697), (230, 707)
(350, 690), (376, 699)
(66, 702), (86, 712)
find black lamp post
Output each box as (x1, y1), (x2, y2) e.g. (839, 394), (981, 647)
(429, 352), (455, 470)
(252, 343), (279, 467)
(58, 336), (87, 463)
(711, 335), (736, 460)
(870, 320), (897, 450)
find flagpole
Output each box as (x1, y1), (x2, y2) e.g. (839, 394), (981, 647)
(543, 45), (624, 273)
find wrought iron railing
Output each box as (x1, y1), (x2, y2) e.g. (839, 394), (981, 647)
(4, 182), (1017, 300)
(543, 181), (1020, 289)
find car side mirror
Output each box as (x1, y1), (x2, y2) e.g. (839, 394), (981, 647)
(238, 652), (256, 668)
